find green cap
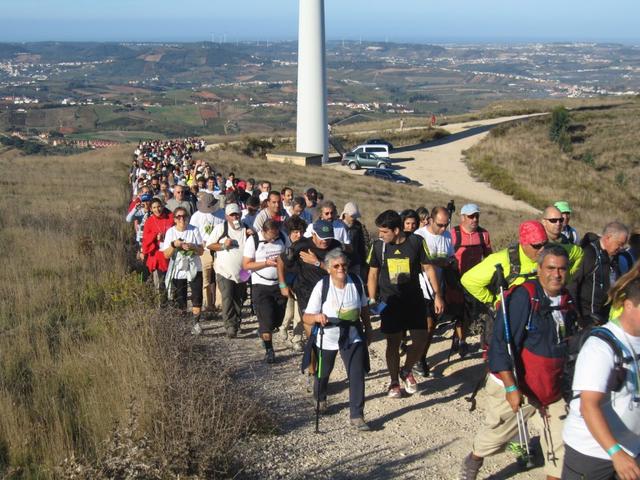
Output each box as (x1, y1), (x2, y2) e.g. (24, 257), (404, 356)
(554, 201), (572, 213)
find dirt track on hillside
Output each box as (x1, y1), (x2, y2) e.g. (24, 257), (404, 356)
(200, 311), (545, 480)
(333, 114), (543, 214)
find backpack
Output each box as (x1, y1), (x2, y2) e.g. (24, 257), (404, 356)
(453, 225), (489, 256)
(252, 231), (286, 250)
(561, 326), (640, 404)
(487, 244), (537, 300)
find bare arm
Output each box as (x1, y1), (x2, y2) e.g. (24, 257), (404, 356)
(422, 263), (444, 314)
(581, 391), (640, 480)
(367, 266), (379, 302)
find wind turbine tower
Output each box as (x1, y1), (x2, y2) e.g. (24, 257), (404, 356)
(296, 0), (328, 164)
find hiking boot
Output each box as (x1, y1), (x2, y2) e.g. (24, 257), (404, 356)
(350, 417), (371, 432)
(265, 349), (276, 364)
(459, 341), (469, 359)
(387, 383), (402, 399)
(191, 323), (202, 336)
(412, 358), (431, 378)
(400, 368), (418, 395)
(459, 453), (483, 480)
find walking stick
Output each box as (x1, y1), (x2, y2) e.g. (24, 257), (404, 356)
(495, 264), (531, 465)
(315, 325), (324, 434)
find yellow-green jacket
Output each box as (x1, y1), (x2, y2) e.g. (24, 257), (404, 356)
(461, 244), (537, 305)
(555, 241), (584, 279)
(461, 241), (583, 305)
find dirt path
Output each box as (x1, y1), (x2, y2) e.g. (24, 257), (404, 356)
(331, 114), (544, 214)
(201, 311), (546, 479)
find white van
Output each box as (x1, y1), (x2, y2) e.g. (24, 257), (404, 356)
(350, 144), (390, 159)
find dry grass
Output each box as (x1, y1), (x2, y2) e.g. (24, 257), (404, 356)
(0, 146), (267, 478)
(463, 100), (640, 233)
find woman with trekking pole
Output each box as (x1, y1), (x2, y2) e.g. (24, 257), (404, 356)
(562, 266), (640, 480)
(302, 248), (373, 432)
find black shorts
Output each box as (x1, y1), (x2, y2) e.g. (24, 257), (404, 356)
(562, 444), (629, 480)
(252, 283), (287, 335)
(380, 294), (427, 334)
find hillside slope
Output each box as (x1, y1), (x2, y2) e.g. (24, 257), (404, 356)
(463, 101), (640, 232)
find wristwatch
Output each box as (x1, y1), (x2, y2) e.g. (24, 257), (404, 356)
(314, 260), (321, 267)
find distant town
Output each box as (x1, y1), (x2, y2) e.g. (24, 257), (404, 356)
(1, 40), (639, 146)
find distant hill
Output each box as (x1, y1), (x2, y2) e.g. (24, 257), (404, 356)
(0, 41), (254, 79)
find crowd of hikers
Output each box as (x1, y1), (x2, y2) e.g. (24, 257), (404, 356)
(127, 139), (640, 480)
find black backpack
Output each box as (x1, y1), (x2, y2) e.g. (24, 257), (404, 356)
(486, 244), (537, 301)
(561, 326), (639, 404)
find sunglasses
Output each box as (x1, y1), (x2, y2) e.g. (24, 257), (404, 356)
(228, 213), (240, 217)
(175, 215), (189, 220)
(545, 218), (563, 224)
(530, 242), (547, 250)
(436, 222), (449, 228)
(466, 213), (479, 220)
(331, 263), (347, 269)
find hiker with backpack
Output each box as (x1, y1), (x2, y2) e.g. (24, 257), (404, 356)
(207, 203), (249, 338)
(562, 267), (640, 480)
(462, 220), (547, 308)
(555, 201), (580, 245)
(568, 222), (629, 326)
(367, 210), (443, 398)
(302, 248), (373, 431)
(242, 219), (289, 364)
(414, 206), (460, 372)
(541, 206), (584, 279)
(460, 245), (578, 480)
(450, 203), (493, 358)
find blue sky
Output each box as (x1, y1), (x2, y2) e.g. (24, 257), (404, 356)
(2, 0), (639, 43)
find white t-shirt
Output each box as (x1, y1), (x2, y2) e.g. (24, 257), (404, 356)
(305, 275), (367, 350)
(414, 228), (453, 298)
(242, 233), (287, 286)
(303, 219), (351, 245)
(189, 211), (216, 244)
(207, 222), (247, 282)
(161, 225), (203, 279)
(563, 322), (640, 459)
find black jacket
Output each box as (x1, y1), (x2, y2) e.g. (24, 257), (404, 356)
(567, 234), (621, 323)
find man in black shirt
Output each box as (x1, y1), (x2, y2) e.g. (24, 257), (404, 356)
(278, 219), (342, 337)
(367, 210), (444, 398)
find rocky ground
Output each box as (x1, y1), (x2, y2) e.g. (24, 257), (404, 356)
(197, 308), (550, 480)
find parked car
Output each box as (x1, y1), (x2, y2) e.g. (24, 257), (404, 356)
(363, 168), (418, 185)
(341, 151), (391, 170)
(350, 143), (390, 158)
(364, 138), (394, 150)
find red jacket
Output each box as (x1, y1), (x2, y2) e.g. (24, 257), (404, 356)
(141, 212), (174, 272)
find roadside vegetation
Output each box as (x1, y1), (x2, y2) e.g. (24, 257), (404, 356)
(463, 100), (640, 231)
(0, 147), (267, 478)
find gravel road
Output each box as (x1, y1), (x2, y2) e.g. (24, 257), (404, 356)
(200, 310), (547, 480)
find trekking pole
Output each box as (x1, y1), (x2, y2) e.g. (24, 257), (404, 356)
(315, 325), (324, 434)
(495, 264), (531, 462)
